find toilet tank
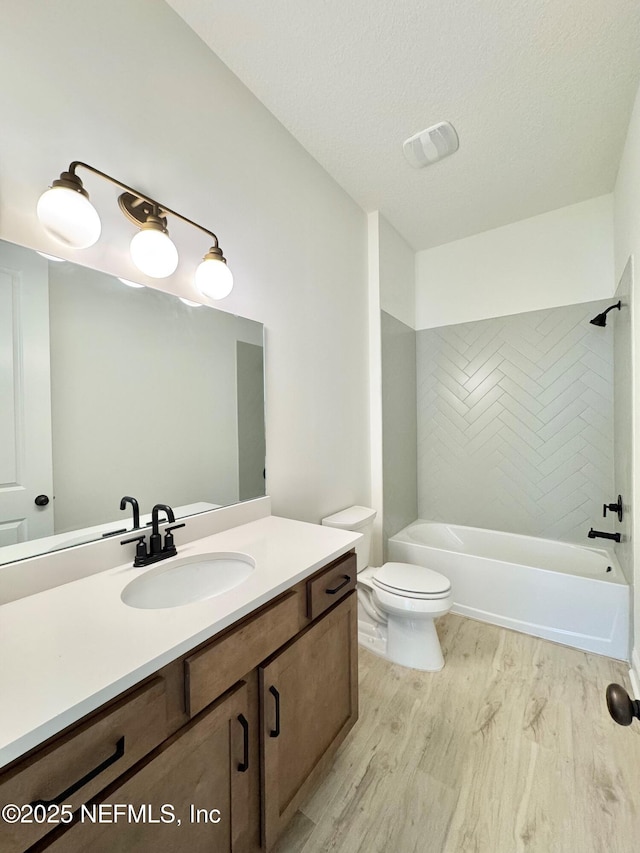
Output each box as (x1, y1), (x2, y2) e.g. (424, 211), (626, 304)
(321, 506), (377, 572)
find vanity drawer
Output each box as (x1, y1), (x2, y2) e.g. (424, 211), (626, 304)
(185, 590), (300, 717)
(0, 677), (167, 853)
(306, 551), (357, 621)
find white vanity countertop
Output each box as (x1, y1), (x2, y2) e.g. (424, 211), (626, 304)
(0, 515), (360, 769)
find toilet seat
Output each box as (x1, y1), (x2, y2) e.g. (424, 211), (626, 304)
(372, 562), (451, 600)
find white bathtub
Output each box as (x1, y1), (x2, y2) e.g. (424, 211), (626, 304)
(387, 521), (629, 660)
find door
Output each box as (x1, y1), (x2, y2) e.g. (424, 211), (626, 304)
(0, 241), (53, 545)
(40, 681), (253, 853)
(236, 340), (266, 502)
(260, 593), (358, 849)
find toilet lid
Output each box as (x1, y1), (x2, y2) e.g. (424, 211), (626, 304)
(372, 562), (451, 597)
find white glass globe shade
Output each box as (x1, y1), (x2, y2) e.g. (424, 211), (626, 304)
(118, 277), (145, 289)
(179, 298), (202, 307)
(36, 186), (102, 249)
(195, 258), (233, 300)
(36, 252), (66, 262)
(129, 229), (179, 278)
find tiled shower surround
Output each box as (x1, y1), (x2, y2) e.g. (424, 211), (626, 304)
(416, 301), (615, 543)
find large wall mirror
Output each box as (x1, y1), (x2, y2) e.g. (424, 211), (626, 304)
(0, 238), (266, 565)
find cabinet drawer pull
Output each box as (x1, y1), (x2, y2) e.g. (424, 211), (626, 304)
(237, 714), (249, 772)
(326, 575), (351, 595)
(29, 736), (126, 808)
(269, 686), (280, 738)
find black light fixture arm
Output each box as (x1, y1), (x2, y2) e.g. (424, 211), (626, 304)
(66, 161), (221, 248)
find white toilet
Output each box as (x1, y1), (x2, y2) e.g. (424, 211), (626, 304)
(322, 506), (452, 671)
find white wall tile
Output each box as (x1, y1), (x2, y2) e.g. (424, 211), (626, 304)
(417, 300), (616, 542)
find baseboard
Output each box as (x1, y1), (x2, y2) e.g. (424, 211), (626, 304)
(630, 648), (640, 699)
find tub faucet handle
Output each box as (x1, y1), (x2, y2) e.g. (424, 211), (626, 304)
(603, 495), (623, 522)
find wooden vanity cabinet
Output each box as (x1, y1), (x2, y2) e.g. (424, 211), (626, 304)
(184, 590), (301, 718)
(1, 549), (357, 853)
(260, 592), (358, 849)
(0, 678), (170, 853)
(34, 681), (254, 853)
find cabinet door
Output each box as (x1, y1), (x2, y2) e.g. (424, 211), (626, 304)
(260, 593), (358, 849)
(39, 681), (253, 853)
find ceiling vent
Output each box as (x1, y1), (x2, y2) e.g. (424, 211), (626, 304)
(403, 122), (459, 168)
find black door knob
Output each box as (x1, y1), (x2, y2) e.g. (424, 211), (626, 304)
(34, 494), (50, 507)
(606, 683), (640, 726)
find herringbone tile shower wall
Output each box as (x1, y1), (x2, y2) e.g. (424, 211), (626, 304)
(416, 301), (615, 542)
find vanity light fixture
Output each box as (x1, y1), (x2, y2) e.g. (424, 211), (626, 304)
(36, 171), (102, 248)
(179, 297), (202, 307)
(37, 161), (233, 297)
(194, 247), (234, 300)
(128, 213), (179, 278)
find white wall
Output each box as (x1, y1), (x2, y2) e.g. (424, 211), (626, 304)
(379, 216), (416, 329)
(367, 213), (384, 565)
(367, 212), (417, 564)
(381, 311), (417, 550)
(614, 78), (640, 672)
(0, 0), (370, 524)
(416, 195), (615, 330)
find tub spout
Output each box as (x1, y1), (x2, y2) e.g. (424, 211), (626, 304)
(588, 528), (621, 543)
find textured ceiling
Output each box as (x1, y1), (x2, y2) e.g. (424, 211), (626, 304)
(166, 0), (640, 250)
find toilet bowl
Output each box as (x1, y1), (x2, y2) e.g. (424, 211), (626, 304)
(321, 507), (453, 671)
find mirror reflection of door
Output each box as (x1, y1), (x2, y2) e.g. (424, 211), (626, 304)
(0, 243), (54, 545)
(236, 341), (266, 502)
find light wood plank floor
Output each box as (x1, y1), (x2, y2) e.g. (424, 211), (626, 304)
(275, 614), (640, 853)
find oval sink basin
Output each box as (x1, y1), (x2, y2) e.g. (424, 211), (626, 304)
(121, 552), (255, 609)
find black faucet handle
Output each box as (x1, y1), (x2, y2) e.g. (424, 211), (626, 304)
(120, 534), (146, 546)
(120, 533), (149, 566)
(163, 523), (185, 552)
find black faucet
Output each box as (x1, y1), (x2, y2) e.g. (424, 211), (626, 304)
(588, 528), (621, 543)
(120, 495), (140, 530)
(121, 503), (185, 567)
(150, 504), (175, 556)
